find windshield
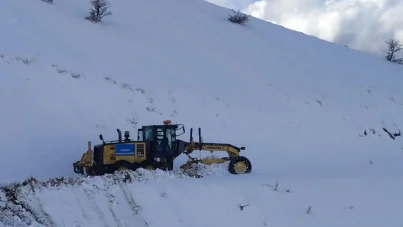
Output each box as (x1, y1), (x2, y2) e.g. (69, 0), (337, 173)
(166, 128), (175, 147)
(137, 129), (143, 141)
(144, 127), (153, 141)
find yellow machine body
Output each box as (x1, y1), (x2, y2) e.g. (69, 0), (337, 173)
(102, 142), (147, 165)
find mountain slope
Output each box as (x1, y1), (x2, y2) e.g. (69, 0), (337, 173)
(1, 0), (403, 226)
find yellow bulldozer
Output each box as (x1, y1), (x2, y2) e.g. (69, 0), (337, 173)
(73, 120), (252, 176)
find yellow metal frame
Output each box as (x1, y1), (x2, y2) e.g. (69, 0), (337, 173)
(185, 141), (241, 158)
(73, 141), (94, 174)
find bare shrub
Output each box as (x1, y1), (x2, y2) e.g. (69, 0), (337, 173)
(228, 10), (249, 25)
(262, 180), (279, 191)
(122, 83), (132, 90)
(306, 205), (312, 214)
(127, 117), (138, 125)
(273, 180), (279, 191)
(239, 203), (250, 211)
(385, 39), (403, 64)
(71, 73), (81, 79)
(85, 0), (112, 23)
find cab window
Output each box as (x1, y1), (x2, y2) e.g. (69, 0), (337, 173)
(166, 128), (175, 145)
(137, 129), (144, 141)
(144, 127), (153, 141)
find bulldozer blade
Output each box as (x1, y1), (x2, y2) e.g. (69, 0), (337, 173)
(73, 162), (84, 174)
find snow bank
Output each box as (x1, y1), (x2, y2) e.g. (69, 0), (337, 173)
(0, 165), (227, 227)
(2, 166), (402, 227)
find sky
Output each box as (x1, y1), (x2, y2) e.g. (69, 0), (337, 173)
(206, 0), (403, 58)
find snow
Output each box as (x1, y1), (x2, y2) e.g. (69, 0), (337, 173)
(1, 0), (403, 226)
(1, 168), (403, 227)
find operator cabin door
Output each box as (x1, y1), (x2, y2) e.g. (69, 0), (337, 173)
(155, 127), (168, 157)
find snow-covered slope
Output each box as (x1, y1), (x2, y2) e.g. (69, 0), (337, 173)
(1, 0), (403, 226)
(2, 168), (402, 227)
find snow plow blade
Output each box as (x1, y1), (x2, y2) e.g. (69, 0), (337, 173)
(73, 141), (95, 175)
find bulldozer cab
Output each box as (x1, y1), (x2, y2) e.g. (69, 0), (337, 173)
(137, 121), (185, 157)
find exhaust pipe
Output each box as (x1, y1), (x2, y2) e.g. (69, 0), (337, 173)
(117, 129), (122, 142)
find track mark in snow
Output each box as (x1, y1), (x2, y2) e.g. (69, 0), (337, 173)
(127, 117), (139, 128)
(82, 187), (110, 227)
(73, 219), (83, 227)
(112, 174), (149, 226)
(170, 109), (178, 118)
(15, 56), (35, 65)
(118, 182), (141, 215)
(146, 106), (163, 115)
(0, 52), (35, 65)
(104, 76), (117, 84)
(111, 80), (147, 95)
(208, 93), (229, 108)
(75, 195), (89, 221)
(168, 90), (176, 103)
(51, 64), (83, 80)
(25, 187), (55, 227)
(101, 182), (122, 227)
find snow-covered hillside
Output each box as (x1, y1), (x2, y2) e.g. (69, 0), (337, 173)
(1, 0), (403, 226)
(2, 168), (402, 227)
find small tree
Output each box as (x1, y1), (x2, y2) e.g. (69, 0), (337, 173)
(385, 39), (403, 64)
(228, 10), (249, 25)
(85, 0), (112, 23)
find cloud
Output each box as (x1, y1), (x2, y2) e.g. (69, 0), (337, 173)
(205, 0), (254, 10)
(208, 0), (403, 57)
